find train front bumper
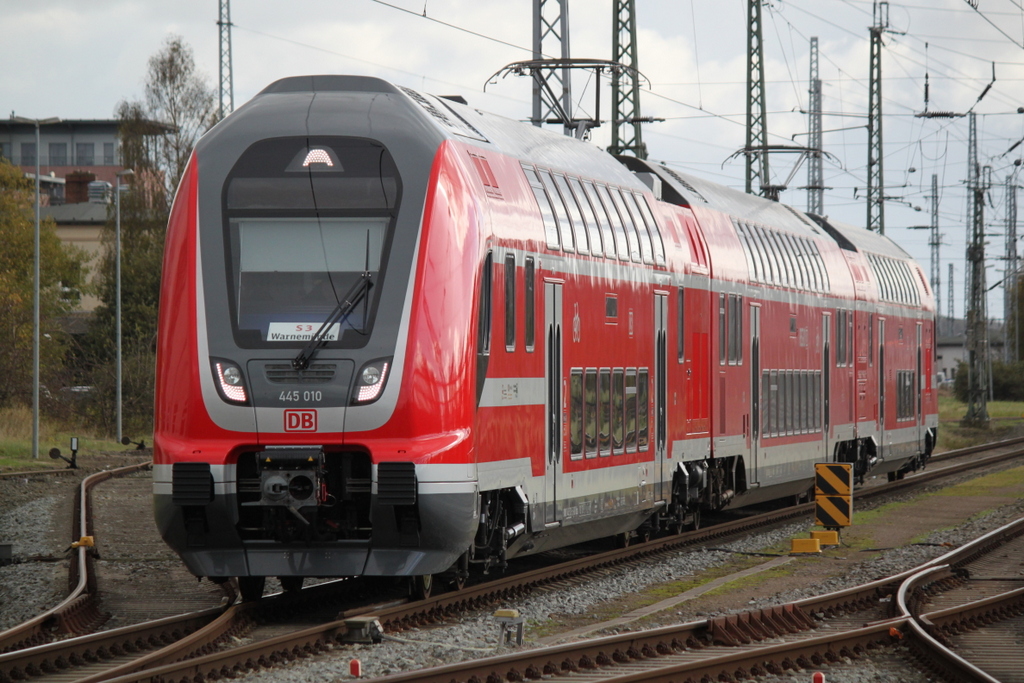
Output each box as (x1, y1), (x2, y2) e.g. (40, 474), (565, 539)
(153, 463), (478, 579)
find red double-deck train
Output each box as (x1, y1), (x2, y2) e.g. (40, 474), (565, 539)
(154, 75), (937, 599)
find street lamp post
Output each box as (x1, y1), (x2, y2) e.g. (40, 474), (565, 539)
(11, 115), (60, 459)
(115, 168), (135, 444)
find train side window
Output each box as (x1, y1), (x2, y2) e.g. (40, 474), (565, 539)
(539, 169), (576, 252)
(835, 309), (846, 367)
(719, 293), (727, 365)
(736, 222), (759, 282)
(522, 164), (560, 249)
(728, 294), (743, 364)
(816, 249), (830, 291)
(504, 253), (516, 352)
(582, 180), (617, 259)
(553, 173), (589, 254)
(478, 252), (493, 356)
(584, 369), (598, 457)
(569, 176), (602, 256)
(617, 189), (652, 263)
(625, 369), (638, 452)
(868, 312), (874, 366)
(638, 369), (649, 450)
(762, 370), (772, 437)
(597, 184), (631, 261)
(570, 369), (583, 459)
(800, 371), (809, 433)
(525, 257), (535, 352)
(769, 369), (779, 436)
(811, 239), (825, 292)
(777, 371), (785, 436)
(753, 227), (772, 284)
(612, 369), (625, 453)
(770, 231), (793, 288)
(799, 237), (814, 291)
(636, 194), (666, 264)
(786, 234), (802, 289)
(677, 286), (685, 362)
(609, 188), (642, 262)
(802, 238), (821, 291)
(846, 312), (854, 366)
(599, 369), (612, 455)
(814, 370), (822, 431)
(784, 371), (794, 435)
(623, 192), (654, 264)
(806, 371), (814, 433)
(755, 225), (778, 284)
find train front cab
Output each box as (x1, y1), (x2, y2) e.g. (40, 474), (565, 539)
(154, 77), (485, 594)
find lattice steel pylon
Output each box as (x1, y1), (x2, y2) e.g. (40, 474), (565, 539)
(928, 174), (941, 334)
(609, 0), (646, 159)
(807, 36), (824, 215)
(532, 0), (573, 136)
(948, 263), (954, 335)
(218, 0), (234, 119)
(1005, 174), (1019, 362)
(867, 2), (888, 233)
(745, 0), (769, 196)
(963, 111), (991, 428)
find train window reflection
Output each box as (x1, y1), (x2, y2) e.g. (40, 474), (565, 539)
(234, 217), (385, 337)
(570, 370), (583, 459)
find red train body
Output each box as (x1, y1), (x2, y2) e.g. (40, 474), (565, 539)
(154, 76), (937, 596)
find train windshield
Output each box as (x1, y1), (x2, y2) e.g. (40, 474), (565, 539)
(222, 136), (400, 348)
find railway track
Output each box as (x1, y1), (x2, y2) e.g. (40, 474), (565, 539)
(0, 462), (152, 655)
(1, 436), (1022, 683)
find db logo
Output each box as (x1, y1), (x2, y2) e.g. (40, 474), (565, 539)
(284, 409), (317, 432)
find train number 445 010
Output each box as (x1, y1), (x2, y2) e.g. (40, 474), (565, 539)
(279, 390), (323, 402)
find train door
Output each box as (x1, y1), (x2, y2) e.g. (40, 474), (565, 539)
(655, 292), (668, 501)
(822, 313), (831, 459)
(749, 304), (761, 484)
(916, 323), (924, 451)
(878, 318), (886, 458)
(544, 281), (563, 527)
(682, 285), (711, 437)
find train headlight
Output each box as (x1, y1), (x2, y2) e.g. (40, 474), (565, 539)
(211, 358), (249, 405)
(352, 357), (391, 405)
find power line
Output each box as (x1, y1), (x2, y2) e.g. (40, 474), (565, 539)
(962, 0), (1024, 49)
(370, 0), (534, 55)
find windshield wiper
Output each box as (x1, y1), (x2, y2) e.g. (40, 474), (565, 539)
(292, 272), (373, 370)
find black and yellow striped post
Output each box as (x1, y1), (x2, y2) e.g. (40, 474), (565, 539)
(814, 462), (853, 528)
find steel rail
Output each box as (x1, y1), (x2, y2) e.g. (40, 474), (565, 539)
(88, 441), (1024, 683)
(0, 461), (151, 654)
(7, 437), (1020, 682)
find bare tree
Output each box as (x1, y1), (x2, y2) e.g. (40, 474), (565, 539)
(143, 35), (217, 198)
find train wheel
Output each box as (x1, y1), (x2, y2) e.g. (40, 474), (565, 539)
(616, 531), (632, 548)
(237, 576), (266, 602)
(279, 576), (303, 593)
(409, 574), (434, 600)
(451, 552), (470, 591)
(637, 524), (652, 544)
(689, 509), (701, 531)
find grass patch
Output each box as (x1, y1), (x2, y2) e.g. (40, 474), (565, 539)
(936, 395), (1024, 452)
(933, 465), (1024, 497)
(0, 406), (140, 470)
(699, 562), (799, 599)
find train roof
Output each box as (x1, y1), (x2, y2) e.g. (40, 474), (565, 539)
(618, 156), (919, 263)
(258, 75), (646, 193)
(807, 215), (914, 261)
(616, 156), (826, 239)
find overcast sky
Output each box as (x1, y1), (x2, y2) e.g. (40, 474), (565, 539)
(4, 0), (1024, 322)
